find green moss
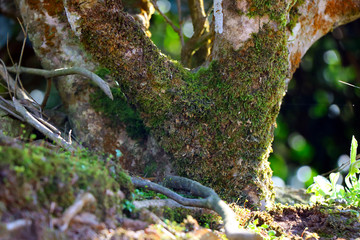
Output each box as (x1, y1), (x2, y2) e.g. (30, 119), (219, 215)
(247, 0), (305, 30)
(95, 67), (111, 79)
(163, 24), (289, 202)
(0, 144), (133, 216)
(162, 207), (221, 229)
(287, 0), (305, 31)
(90, 88), (149, 139)
(247, 0), (291, 26)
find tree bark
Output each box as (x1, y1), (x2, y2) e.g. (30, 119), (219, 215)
(14, 0), (360, 207)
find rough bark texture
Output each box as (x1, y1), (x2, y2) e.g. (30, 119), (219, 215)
(14, 0), (360, 207)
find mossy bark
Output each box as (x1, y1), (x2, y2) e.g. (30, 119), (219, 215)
(14, 0), (360, 207)
(76, 0), (289, 206)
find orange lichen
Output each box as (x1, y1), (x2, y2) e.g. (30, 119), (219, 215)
(290, 50), (302, 73)
(43, 25), (57, 47)
(325, 0), (359, 18)
(312, 11), (331, 36)
(27, 0), (64, 17)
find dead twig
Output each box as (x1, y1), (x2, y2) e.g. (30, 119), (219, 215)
(0, 96), (24, 121)
(0, 63), (30, 101)
(3, 219), (32, 232)
(131, 176), (263, 240)
(12, 97), (77, 152)
(14, 19), (28, 97)
(41, 78), (52, 110)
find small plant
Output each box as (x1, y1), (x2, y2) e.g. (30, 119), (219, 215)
(122, 199), (135, 213)
(247, 219), (278, 240)
(307, 136), (360, 207)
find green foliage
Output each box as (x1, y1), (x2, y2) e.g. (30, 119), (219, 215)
(150, 12), (181, 60)
(307, 136), (360, 207)
(247, 219), (279, 240)
(90, 88), (149, 139)
(95, 67), (111, 79)
(122, 199), (135, 213)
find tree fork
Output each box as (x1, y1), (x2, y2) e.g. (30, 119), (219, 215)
(14, 0), (360, 207)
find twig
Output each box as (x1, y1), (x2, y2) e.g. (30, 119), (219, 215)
(0, 63), (28, 100)
(321, 162), (350, 176)
(6, 34), (15, 66)
(12, 97), (76, 152)
(41, 78), (52, 110)
(0, 58), (12, 98)
(150, 0), (183, 43)
(3, 219), (32, 232)
(7, 66), (113, 100)
(0, 96), (24, 121)
(14, 19), (28, 97)
(339, 80), (360, 90)
(131, 176), (263, 240)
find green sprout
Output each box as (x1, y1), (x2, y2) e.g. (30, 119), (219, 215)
(307, 136), (360, 207)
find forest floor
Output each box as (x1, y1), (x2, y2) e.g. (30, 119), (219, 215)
(1, 137), (360, 240)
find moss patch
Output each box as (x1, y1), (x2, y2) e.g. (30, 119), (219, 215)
(0, 144), (133, 217)
(287, 0), (305, 31)
(247, 0), (292, 25)
(91, 88), (149, 140)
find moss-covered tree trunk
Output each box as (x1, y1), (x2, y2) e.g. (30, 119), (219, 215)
(14, 0), (360, 207)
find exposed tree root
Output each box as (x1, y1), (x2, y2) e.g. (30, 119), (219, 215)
(54, 192), (96, 232)
(134, 199), (200, 210)
(131, 176), (263, 240)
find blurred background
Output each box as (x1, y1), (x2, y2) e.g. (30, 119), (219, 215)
(1, 0), (359, 189)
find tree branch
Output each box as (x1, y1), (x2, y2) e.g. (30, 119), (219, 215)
(287, 0), (360, 73)
(6, 66), (113, 100)
(181, 0), (211, 67)
(131, 176), (262, 240)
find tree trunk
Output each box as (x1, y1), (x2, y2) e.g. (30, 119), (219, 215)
(14, 0), (360, 207)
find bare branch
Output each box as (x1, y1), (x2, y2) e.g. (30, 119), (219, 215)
(41, 78), (52, 110)
(187, 0), (207, 36)
(176, 0), (184, 46)
(181, 0), (211, 67)
(0, 96), (24, 121)
(7, 66), (113, 100)
(14, 19), (28, 96)
(287, 0), (360, 73)
(0, 63), (29, 101)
